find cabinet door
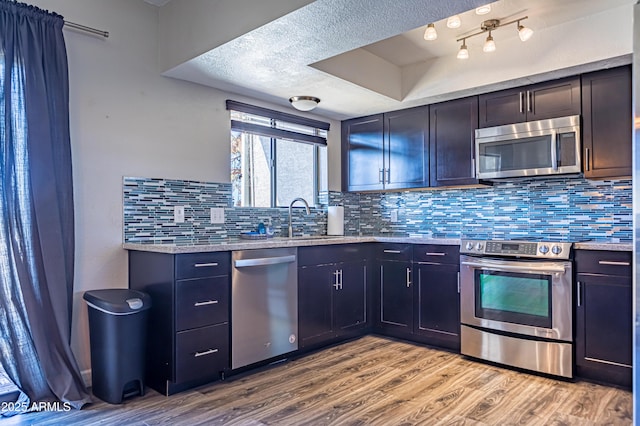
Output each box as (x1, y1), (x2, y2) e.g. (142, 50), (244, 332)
(576, 274), (632, 386)
(478, 77), (580, 127)
(429, 97), (479, 187)
(377, 260), (413, 332)
(384, 106), (429, 189)
(478, 87), (525, 128)
(526, 76), (580, 122)
(414, 263), (460, 349)
(342, 114), (384, 191)
(582, 65), (632, 179)
(298, 264), (334, 348)
(334, 261), (367, 333)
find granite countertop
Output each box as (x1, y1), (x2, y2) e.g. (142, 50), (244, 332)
(123, 236), (461, 254)
(573, 241), (632, 251)
(123, 236), (632, 254)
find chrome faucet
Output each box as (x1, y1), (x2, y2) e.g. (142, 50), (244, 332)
(288, 197), (311, 238)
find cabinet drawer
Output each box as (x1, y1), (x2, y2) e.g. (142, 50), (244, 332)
(413, 245), (459, 265)
(373, 243), (412, 261)
(298, 244), (365, 266)
(176, 276), (229, 331)
(575, 250), (631, 276)
(175, 252), (229, 280)
(175, 323), (229, 384)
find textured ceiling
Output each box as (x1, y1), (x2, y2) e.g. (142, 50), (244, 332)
(162, 0), (633, 120)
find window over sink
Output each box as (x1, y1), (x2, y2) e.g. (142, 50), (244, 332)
(227, 100), (329, 208)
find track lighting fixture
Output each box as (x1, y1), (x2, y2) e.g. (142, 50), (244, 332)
(424, 23), (437, 41)
(454, 16), (532, 59)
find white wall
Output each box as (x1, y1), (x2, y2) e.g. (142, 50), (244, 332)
(24, 0), (340, 377)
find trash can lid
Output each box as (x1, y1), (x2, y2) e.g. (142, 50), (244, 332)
(83, 289), (151, 315)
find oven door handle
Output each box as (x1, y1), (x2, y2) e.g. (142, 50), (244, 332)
(460, 260), (567, 274)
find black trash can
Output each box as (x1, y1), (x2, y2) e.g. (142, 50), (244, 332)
(83, 289), (151, 404)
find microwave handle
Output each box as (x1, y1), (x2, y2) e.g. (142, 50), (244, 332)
(550, 131), (558, 171)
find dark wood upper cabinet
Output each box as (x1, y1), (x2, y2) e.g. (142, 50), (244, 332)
(429, 96), (479, 187)
(342, 114), (384, 191)
(581, 65), (632, 179)
(478, 76), (580, 128)
(342, 106), (428, 192)
(384, 107), (430, 190)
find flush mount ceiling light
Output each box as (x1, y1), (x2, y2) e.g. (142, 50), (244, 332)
(447, 15), (461, 29)
(455, 16), (532, 59)
(424, 23), (438, 40)
(289, 96), (320, 111)
(475, 4), (492, 15)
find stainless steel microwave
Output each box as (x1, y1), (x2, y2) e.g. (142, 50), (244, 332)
(475, 115), (581, 180)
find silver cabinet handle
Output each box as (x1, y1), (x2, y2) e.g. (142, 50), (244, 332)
(406, 267), (412, 287)
(519, 91), (523, 113)
(385, 168), (390, 184)
(333, 269), (340, 290)
(194, 262), (219, 268)
(550, 130), (558, 171)
(598, 260), (630, 266)
(194, 348), (218, 358)
(585, 148), (591, 172)
(194, 300), (218, 307)
(425, 252), (446, 256)
(234, 255), (296, 268)
(383, 250), (401, 254)
(457, 272), (460, 294)
(379, 168), (384, 183)
(527, 90), (532, 112)
(339, 269), (343, 290)
(577, 281), (582, 307)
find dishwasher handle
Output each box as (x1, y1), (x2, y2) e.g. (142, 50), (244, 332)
(234, 255), (296, 268)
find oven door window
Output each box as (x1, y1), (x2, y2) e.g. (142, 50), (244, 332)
(474, 270), (552, 328)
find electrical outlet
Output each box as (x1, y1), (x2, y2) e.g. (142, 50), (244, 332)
(174, 206), (185, 223)
(210, 208), (225, 224)
(390, 209), (398, 223)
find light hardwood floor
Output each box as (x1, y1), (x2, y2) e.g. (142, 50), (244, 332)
(5, 336), (633, 425)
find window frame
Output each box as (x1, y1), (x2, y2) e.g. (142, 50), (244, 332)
(227, 100), (329, 209)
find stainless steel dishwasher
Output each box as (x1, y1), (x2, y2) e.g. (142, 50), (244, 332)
(231, 248), (298, 369)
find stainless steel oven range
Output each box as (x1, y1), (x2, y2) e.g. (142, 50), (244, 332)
(459, 239), (573, 378)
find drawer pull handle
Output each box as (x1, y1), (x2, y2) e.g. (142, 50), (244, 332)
(194, 262), (219, 268)
(425, 252), (446, 256)
(383, 250), (401, 254)
(194, 348), (218, 358)
(194, 300), (219, 307)
(598, 261), (630, 266)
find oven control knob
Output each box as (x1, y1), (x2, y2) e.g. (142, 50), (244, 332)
(475, 243), (484, 251)
(465, 242), (474, 251)
(539, 245), (549, 254)
(551, 245), (562, 255)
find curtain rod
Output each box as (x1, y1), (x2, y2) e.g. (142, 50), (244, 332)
(63, 21), (109, 38)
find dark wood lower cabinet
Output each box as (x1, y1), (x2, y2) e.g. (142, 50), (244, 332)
(575, 250), (632, 388)
(374, 244), (460, 350)
(298, 245), (370, 350)
(129, 250), (230, 396)
(414, 262), (460, 350)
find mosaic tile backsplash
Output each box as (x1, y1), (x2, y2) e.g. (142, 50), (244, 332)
(123, 176), (632, 244)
